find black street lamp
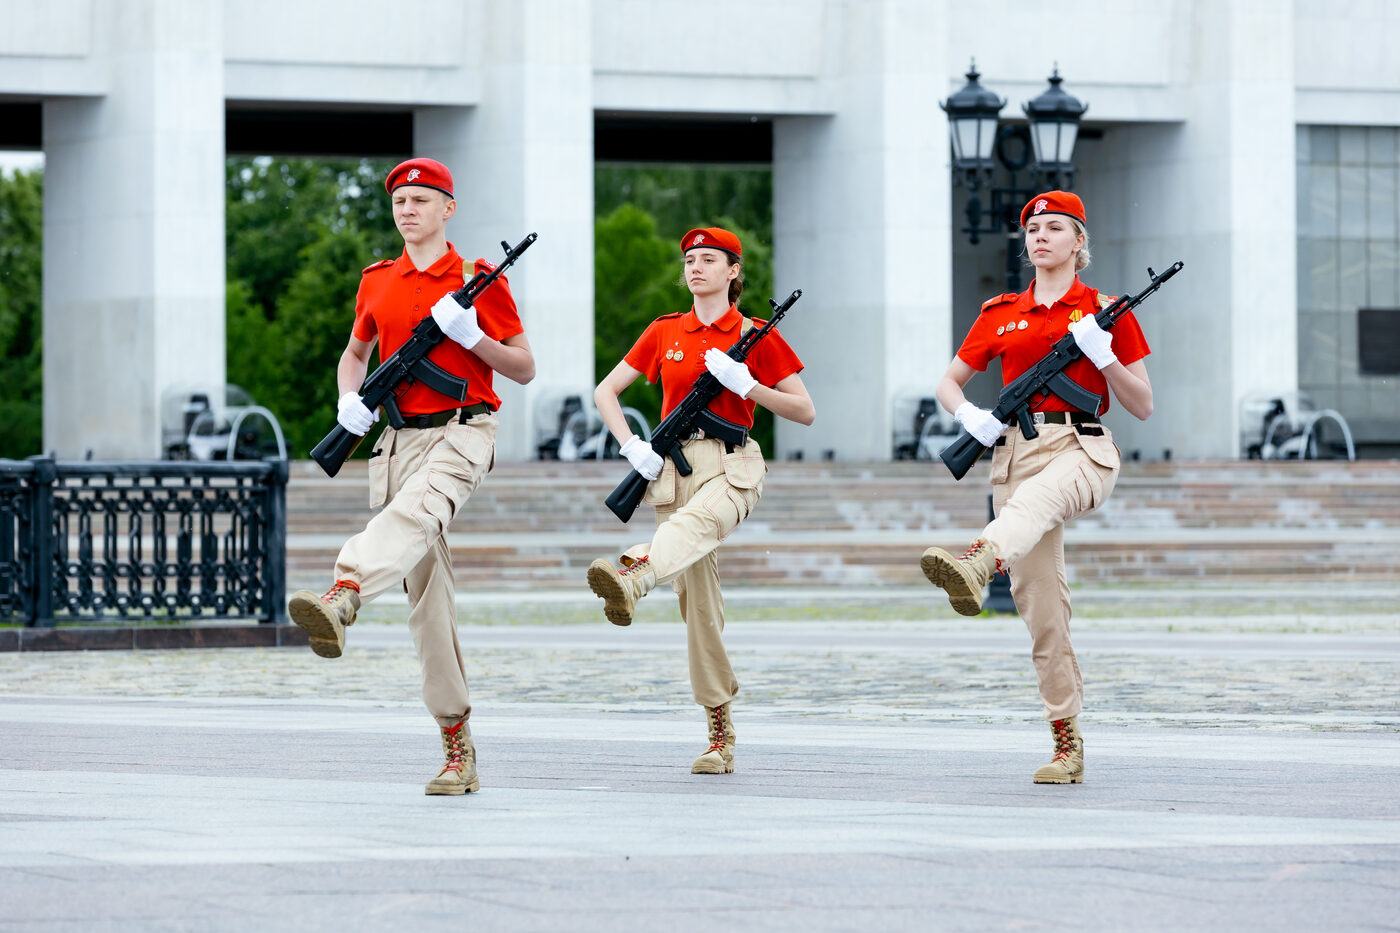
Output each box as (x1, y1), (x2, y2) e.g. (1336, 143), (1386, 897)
(1023, 66), (1089, 189)
(942, 61), (1088, 291)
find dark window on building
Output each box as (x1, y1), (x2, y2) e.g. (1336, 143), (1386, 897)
(1358, 308), (1400, 375)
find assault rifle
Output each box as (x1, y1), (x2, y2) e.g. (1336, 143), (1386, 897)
(604, 289), (803, 523)
(940, 261), (1184, 481)
(310, 232), (538, 477)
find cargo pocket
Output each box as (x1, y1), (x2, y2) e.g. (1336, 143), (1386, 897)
(642, 459), (677, 508)
(701, 478), (762, 541)
(1074, 430), (1121, 471)
(367, 432), (392, 510)
(415, 469), (466, 540)
(989, 437), (1012, 485)
(443, 420), (495, 467)
(721, 438), (766, 489)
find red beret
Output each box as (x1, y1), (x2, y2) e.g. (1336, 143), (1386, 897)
(1020, 190), (1086, 228)
(384, 158), (454, 198)
(681, 227), (742, 259)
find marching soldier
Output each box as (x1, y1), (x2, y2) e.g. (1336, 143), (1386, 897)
(587, 227), (815, 775)
(287, 158), (536, 796)
(921, 191), (1153, 784)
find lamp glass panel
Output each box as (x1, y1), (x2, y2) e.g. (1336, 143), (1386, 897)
(975, 115), (998, 160)
(950, 116), (976, 162)
(1030, 120), (1057, 165)
(1055, 122), (1079, 164)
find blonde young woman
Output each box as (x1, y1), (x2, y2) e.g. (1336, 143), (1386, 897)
(587, 227), (814, 775)
(921, 191), (1153, 784)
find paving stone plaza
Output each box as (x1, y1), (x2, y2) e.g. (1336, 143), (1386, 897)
(3, 582), (1398, 932)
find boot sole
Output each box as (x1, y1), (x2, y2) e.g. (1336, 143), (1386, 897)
(287, 593), (344, 659)
(425, 779), (480, 796)
(587, 562), (633, 626)
(691, 751), (735, 774)
(920, 548), (984, 616)
(1033, 774), (1084, 784)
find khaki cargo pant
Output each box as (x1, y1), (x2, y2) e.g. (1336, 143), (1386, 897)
(621, 437), (765, 709)
(334, 413), (497, 727)
(982, 424), (1120, 722)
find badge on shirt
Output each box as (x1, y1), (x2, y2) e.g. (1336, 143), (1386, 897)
(1069, 309), (1084, 323)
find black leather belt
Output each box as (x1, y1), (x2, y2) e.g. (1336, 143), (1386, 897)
(400, 403), (492, 429)
(1034, 411), (1098, 425)
(995, 413), (1103, 446)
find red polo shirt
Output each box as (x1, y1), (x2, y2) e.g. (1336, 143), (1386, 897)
(352, 243), (523, 414)
(956, 277), (1150, 416)
(625, 304), (804, 427)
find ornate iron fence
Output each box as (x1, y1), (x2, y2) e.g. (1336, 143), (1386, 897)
(0, 457), (286, 627)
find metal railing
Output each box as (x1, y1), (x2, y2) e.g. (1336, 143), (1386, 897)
(0, 457), (287, 627)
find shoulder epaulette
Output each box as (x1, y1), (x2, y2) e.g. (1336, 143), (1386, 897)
(469, 258), (509, 287)
(980, 293), (1018, 312)
(654, 312), (686, 321)
(1098, 293), (1117, 308)
(361, 258), (394, 274)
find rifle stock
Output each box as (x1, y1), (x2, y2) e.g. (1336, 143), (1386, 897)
(310, 425), (365, 477)
(939, 430), (993, 481)
(309, 232), (538, 478)
(938, 261), (1184, 481)
(604, 471), (650, 522)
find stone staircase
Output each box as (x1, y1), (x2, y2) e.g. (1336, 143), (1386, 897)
(284, 458), (1400, 591)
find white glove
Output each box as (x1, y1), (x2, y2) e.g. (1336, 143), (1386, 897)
(620, 436), (664, 481)
(336, 392), (378, 436)
(704, 348), (758, 398)
(1070, 316), (1118, 370)
(430, 293), (486, 350)
(954, 401), (1006, 447)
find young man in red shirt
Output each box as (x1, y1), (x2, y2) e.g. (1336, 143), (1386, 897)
(287, 158), (535, 796)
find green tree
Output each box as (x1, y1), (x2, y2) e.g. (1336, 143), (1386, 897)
(593, 204), (684, 430)
(595, 164), (773, 243)
(226, 158), (398, 317)
(0, 169), (43, 458)
(267, 229), (377, 456)
(225, 157), (396, 458)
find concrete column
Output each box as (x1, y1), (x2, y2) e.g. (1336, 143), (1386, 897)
(42, 0), (225, 459)
(773, 0), (951, 462)
(416, 0), (594, 462)
(1076, 0), (1297, 460)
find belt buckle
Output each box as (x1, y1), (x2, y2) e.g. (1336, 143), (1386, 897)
(1032, 412), (1047, 425)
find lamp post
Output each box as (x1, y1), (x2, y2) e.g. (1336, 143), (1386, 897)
(941, 62), (1087, 614)
(941, 61), (1088, 291)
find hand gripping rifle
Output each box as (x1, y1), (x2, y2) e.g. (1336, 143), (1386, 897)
(604, 289), (803, 523)
(310, 232), (538, 477)
(940, 261), (1184, 481)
